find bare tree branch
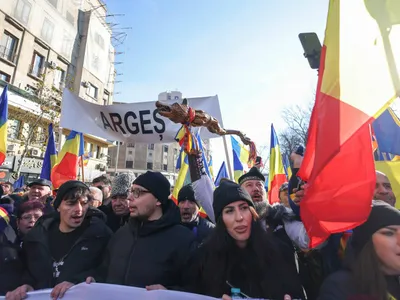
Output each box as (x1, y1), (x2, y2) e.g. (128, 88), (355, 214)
(279, 102), (313, 157)
(8, 68), (71, 178)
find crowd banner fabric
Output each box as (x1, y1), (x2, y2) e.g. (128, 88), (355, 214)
(0, 283), (219, 300)
(60, 89), (223, 144)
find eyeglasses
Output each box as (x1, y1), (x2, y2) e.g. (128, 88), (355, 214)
(128, 188), (151, 199)
(21, 214), (42, 221)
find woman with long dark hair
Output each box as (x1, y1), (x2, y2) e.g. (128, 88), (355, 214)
(186, 180), (304, 299)
(319, 201), (400, 300)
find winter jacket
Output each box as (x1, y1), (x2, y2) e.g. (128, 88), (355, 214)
(182, 216), (215, 244)
(0, 225), (23, 296)
(319, 269), (400, 300)
(21, 208), (112, 290)
(97, 200), (196, 289)
(185, 233), (305, 299)
(98, 203), (129, 232)
(264, 204), (324, 300)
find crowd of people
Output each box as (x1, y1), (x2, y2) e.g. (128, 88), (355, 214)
(0, 147), (398, 300)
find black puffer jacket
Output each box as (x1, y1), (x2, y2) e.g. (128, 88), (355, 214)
(21, 209), (112, 289)
(97, 200), (196, 288)
(0, 225), (23, 296)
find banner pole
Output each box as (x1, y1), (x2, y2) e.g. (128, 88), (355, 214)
(222, 136), (233, 180)
(114, 142), (120, 175)
(57, 127), (63, 152)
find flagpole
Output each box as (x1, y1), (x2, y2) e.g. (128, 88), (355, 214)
(222, 136), (233, 180)
(81, 155), (85, 182)
(57, 127), (63, 152)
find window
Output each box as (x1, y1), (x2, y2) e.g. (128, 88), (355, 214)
(41, 18), (54, 43)
(167, 95), (171, 100)
(14, 0), (31, 25)
(94, 32), (104, 49)
(127, 143), (135, 148)
(128, 150), (133, 155)
(66, 11), (74, 25)
(148, 152), (153, 158)
(174, 96), (179, 99)
(53, 68), (66, 90)
(91, 54), (99, 71)
(163, 145), (169, 153)
(148, 144), (154, 150)
(96, 145), (101, 159)
(126, 161), (133, 168)
(0, 31), (18, 62)
(8, 119), (20, 139)
(30, 52), (45, 77)
(47, 0), (58, 8)
(163, 164), (167, 171)
(147, 162), (153, 170)
(103, 90), (110, 105)
(0, 72), (11, 83)
(86, 83), (98, 99)
(173, 148), (178, 155)
(61, 32), (72, 56)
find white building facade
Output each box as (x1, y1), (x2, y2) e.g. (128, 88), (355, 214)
(0, 0), (116, 182)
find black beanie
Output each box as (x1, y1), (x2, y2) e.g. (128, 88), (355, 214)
(133, 171), (170, 207)
(213, 180), (254, 221)
(238, 167), (265, 185)
(54, 180), (89, 210)
(178, 184), (199, 207)
(352, 201), (400, 254)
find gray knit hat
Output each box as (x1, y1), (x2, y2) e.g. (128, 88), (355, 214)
(111, 172), (135, 198)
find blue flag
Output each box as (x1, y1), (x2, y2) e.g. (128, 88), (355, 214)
(40, 123), (57, 180)
(214, 162), (228, 187)
(13, 175), (25, 189)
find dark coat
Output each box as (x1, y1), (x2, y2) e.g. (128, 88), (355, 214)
(21, 209), (112, 289)
(185, 231), (305, 299)
(98, 203), (129, 232)
(0, 225), (23, 296)
(318, 270), (400, 300)
(182, 216), (215, 244)
(97, 201), (196, 289)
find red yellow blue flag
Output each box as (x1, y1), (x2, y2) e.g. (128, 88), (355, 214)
(0, 85), (9, 165)
(51, 131), (84, 188)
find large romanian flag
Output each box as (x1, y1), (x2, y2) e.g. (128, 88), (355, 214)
(40, 123), (57, 181)
(268, 124), (286, 204)
(0, 85), (9, 165)
(51, 131), (84, 189)
(298, 0), (400, 247)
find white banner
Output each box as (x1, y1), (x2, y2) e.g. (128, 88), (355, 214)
(0, 283), (218, 300)
(60, 90), (223, 144)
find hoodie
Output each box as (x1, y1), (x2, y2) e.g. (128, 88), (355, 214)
(97, 200), (196, 288)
